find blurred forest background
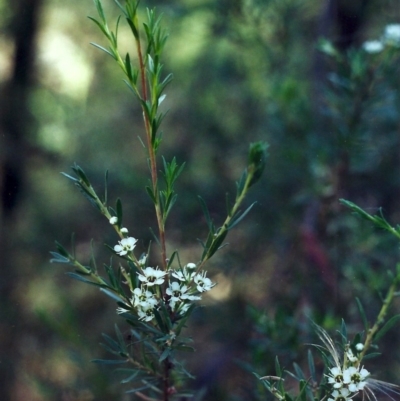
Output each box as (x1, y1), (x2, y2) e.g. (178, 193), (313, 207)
(1, 0), (400, 400)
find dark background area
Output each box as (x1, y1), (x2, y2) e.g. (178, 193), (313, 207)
(1, 0), (400, 400)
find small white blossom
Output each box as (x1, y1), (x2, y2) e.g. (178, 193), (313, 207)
(194, 271), (215, 292)
(346, 348), (358, 363)
(138, 254), (147, 266)
(362, 40), (384, 53)
(355, 343), (364, 351)
(185, 263), (197, 269)
(328, 367), (345, 389)
(109, 216), (118, 225)
(171, 268), (195, 282)
(120, 227), (128, 234)
(116, 305), (131, 314)
(384, 23), (400, 46)
(137, 304), (155, 322)
(343, 367), (370, 392)
(132, 287), (158, 308)
(138, 267), (167, 286)
(167, 282), (189, 302)
(114, 237), (138, 256)
(328, 388), (351, 401)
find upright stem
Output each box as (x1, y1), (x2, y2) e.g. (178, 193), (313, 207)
(360, 274), (400, 361)
(163, 359), (171, 401)
(136, 32), (168, 272)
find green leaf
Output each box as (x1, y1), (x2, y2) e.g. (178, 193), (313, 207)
(115, 324), (128, 354)
(99, 287), (126, 303)
(49, 252), (70, 264)
(375, 314), (400, 340)
(119, 369), (140, 384)
(293, 363), (305, 380)
(159, 347), (171, 362)
(92, 359), (128, 365)
(247, 141), (268, 187)
(339, 319), (347, 344)
(145, 186), (157, 204)
(90, 41), (115, 59)
(198, 196), (213, 231)
(227, 202), (256, 230)
(175, 344), (195, 352)
(104, 170), (109, 204)
(73, 164), (91, 186)
(116, 198), (123, 227)
(65, 272), (104, 287)
(355, 297), (369, 331)
(362, 352), (381, 360)
(307, 349), (316, 382)
(275, 356), (282, 377)
(60, 172), (78, 182)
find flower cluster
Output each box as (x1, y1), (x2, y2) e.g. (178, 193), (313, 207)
(325, 343), (370, 401)
(111, 227), (215, 322)
(363, 23), (400, 53)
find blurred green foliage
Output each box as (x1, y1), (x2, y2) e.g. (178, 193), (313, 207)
(2, 0), (400, 400)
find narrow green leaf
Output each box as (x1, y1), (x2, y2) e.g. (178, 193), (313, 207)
(145, 186), (157, 204)
(355, 297), (369, 331)
(92, 359), (128, 365)
(60, 172), (78, 182)
(49, 252), (70, 264)
(99, 287), (125, 303)
(120, 369), (140, 384)
(375, 314), (400, 340)
(339, 319), (347, 343)
(159, 347), (171, 362)
(65, 272), (105, 287)
(115, 324), (128, 354)
(307, 349), (316, 382)
(116, 198), (123, 227)
(275, 356), (282, 376)
(362, 352), (381, 360)
(293, 363), (305, 380)
(198, 196), (213, 231)
(227, 202), (256, 230)
(90, 42), (115, 58)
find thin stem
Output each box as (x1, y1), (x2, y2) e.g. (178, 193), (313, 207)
(360, 274), (400, 361)
(163, 358), (171, 401)
(135, 25), (168, 272)
(198, 170), (254, 269)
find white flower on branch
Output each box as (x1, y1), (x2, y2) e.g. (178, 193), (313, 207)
(138, 267), (167, 286)
(114, 237), (137, 256)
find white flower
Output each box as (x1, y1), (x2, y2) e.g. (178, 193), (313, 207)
(120, 227), (128, 234)
(132, 287), (158, 308)
(355, 343), (364, 351)
(194, 271), (215, 292)
(137, 267), (167, 286)
(166, 282), (189, 302)
(328, 388), (351, 401)
(137, 304), (155, 322)
(116, 305), (130, 314)
(109, 216), (118, 225)
(362, 40), (384, 53)
(328, 367), (345, 389)
(346, 348), (358, 363)
(384, 23), (400, 46)
(138, 254), (147, 266)
(343, 367), (370, 392)
(185, 263), (197, 269)
(114, 237), (137, 256)
(171, 268), (195, 282)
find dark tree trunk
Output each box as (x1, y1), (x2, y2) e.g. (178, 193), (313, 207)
(0, 0), (43, 399)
